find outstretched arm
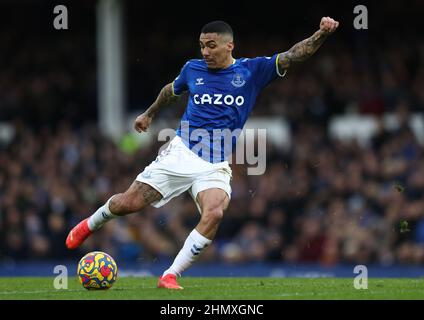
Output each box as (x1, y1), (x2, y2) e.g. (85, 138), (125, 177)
(134, 83), (180, 133)
(278, 17), (339, 74)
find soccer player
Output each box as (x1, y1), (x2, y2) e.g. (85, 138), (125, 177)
(66, 17), (339, 289)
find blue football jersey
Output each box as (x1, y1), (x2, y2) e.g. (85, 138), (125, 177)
(173, 54), (285, 163)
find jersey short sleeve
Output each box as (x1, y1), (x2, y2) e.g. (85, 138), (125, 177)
(250, 53), (286, 89)
(172, 61), (190, 96)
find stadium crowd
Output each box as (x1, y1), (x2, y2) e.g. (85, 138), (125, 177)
(1, 107), (423, 266)
(1, 2), (424, 267)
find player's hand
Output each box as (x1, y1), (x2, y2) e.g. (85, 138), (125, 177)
(320, 17), (339, 35)
(134, 113), (153, 133)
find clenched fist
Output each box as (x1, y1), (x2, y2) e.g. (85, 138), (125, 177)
(134, 113), (153, 133)
(320, 17), (339, 35)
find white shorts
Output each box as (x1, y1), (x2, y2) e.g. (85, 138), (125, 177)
(136, 136), (232, 213)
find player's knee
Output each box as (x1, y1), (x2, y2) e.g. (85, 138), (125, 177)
(201, 206), (224, 225)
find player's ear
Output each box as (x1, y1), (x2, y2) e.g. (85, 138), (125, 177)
(227, 41), (234, 52)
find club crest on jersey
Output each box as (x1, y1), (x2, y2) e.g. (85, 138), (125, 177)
(231, 73), (246, 88)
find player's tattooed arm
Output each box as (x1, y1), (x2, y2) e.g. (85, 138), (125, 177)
(134, 83), (178, 133)
(278, 30), (328, 70)
(278, 17), (339, 73)
(147, 83), (178, 117)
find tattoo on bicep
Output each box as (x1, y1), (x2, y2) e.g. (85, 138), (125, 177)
(160, 84), (178, 104)
(278, 53), (291, 70)
(147, 84), (179, 117)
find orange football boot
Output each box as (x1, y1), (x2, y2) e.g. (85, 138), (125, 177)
(157, 274), (184, 290)
(66, 218), (93, 249)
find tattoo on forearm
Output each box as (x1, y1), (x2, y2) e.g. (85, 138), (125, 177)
(279, 30), (328, 70)
(146, 83), (179, 118)
(136, 181), (162, 204)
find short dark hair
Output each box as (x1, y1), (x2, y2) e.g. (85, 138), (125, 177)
(201, 21), (233, 38)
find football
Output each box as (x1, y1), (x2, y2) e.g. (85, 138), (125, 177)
(77, 251), (118, 290)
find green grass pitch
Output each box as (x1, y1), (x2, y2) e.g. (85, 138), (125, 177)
(1, 277), (424, 300)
